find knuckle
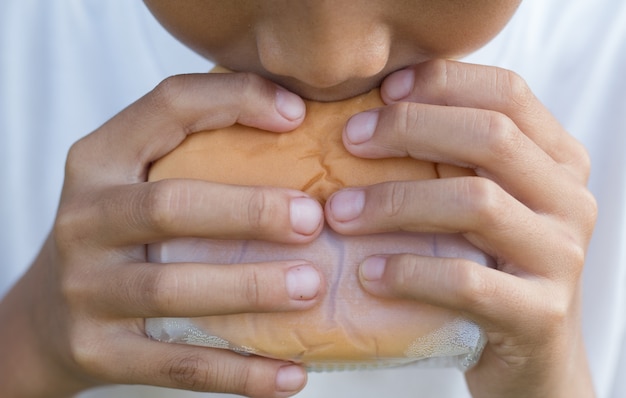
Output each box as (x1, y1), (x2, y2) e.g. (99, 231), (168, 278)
(52, 203), (103, 310)
(500, 69), (535, 110)
(245, 187), (280, 233)
(59, 268), (91, 309)
(459, 177), (509, 231)
(570, 245), (587, 277)
(539, 290), (569, 329)
(579, 188), (599, 233)
(53, 208), (80, 250)
(392, 101), (421, 133)
(141, 180), (189, 233)
(228, 71), (274, 110)
(394, 102), (427, 153)
(240, 268), (263, 308)
(482, 111), (524, 161)
(232, 71), (263, 98)
(563, 184), (598, 243)
(53, 202), (93, 257)
(66, 324), (107, 378)
(64, 137), (91, 181)
(451, 263), (496, 311)
(570, 140), (593, 182)
(384, 102), (426, 158)
(382, 181), (412, 219)
(238, 366), (259, 398)
(162, 355), (213, 392)
(150, 75), (188, 115)
(386, 254), (430, 293)
(387, 255), (422, 293)
(137, 266), (179, 314)
(559, 237), (588, 280)
(556, 187), (597, 267)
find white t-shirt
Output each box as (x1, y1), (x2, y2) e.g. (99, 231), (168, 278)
(1, 1), (624, 397)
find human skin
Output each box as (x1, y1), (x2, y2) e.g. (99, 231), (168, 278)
(0, 1), (597, 397)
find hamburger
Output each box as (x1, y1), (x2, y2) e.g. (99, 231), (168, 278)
(145, 68), (491, 371)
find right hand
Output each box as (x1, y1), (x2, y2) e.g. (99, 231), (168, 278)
(0, 72), (324, 398)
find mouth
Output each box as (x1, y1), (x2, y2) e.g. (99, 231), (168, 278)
(253, 70), (389, 102)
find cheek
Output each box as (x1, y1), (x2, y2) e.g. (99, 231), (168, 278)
(143, 0), (259, 63)
(395, 0), (522, 58)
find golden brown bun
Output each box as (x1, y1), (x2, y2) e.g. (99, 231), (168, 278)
(147, 72), (485, 369)
(149, 85), (473, 202)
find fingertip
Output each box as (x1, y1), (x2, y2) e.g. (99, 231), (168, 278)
(275, 87), (306, 122)
(289, 197), (323, 236)
(381, 68), (414, 102)
(285, 264), (322, 301)
(358, 256), (391, 299)
(326, 189), (365, 224)
(275, 365), (307, 395)
(344, 110), (378, 145)
(360, 256), (387, 282)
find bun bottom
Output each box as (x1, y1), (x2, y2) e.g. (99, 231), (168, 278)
(146, 227), (491, 371)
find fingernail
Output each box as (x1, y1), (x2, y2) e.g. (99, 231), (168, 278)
(286, 265), (321, 300)
(329, 190), (365, 222)
(383, 69), (414, 101)
(275, 87), (305, 121)
(276, 365), (307, 392)
(345, 110), (378, 145)
(360, 256), (387, 281)
(289, 197), (322, 235)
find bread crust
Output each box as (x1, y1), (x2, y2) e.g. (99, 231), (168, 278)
(149, 87), (473, 201)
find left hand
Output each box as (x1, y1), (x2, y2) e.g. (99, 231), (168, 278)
(325, 59), (597, 397)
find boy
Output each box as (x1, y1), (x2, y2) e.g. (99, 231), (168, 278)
(2, 1), (624, 397)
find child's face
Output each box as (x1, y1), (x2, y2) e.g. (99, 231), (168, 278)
(144, 0), (521, 101)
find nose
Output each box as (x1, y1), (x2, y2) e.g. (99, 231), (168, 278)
(256, 14), (390, 89)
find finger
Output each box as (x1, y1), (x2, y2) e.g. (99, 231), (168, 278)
(326, 179), (585, 279)
(88, 261), (323, 318)
(380, 60), (590, 182)
(357, 253), (548, 333)
(88, 180), (324, 245)
(90, 331), (307, 397)
(67, 72), (306, 185)
(342, 101), (586, 215)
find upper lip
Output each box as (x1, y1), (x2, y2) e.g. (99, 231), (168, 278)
(258, 70), (388, 102)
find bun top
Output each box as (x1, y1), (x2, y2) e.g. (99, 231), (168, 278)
(149, 81), (471, 199)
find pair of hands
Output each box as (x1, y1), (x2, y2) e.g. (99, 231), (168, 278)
(0, 60), (596, 398)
